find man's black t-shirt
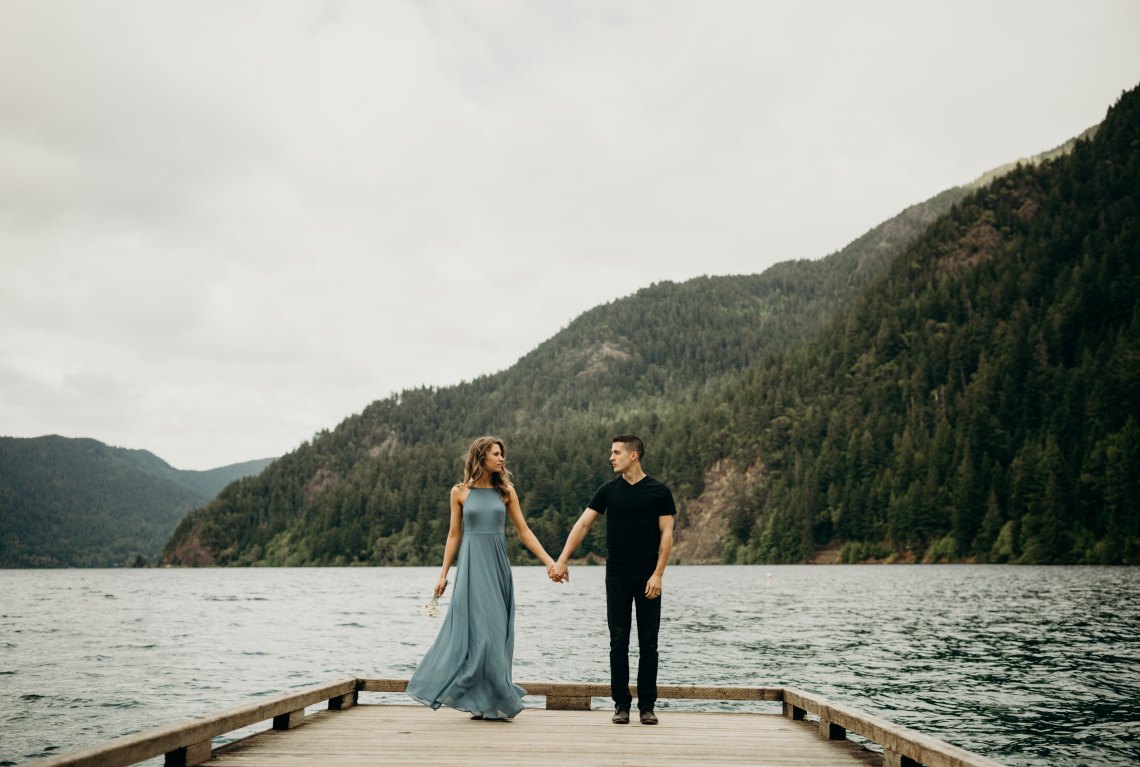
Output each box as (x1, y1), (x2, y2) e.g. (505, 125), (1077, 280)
(588, 475), (676, 574)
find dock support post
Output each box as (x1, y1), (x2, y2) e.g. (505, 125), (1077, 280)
(883, 751), (922, 767)
(164, 740), (211, 767)
(818, 715), (845, 740)
(782, 702), (806, 720)
(329, 690), (357, 710)
(273, 708), (305, 730)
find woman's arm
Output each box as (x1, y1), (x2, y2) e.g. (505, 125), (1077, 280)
(505, 486), (555, 568)
(435, 485), (464, 596)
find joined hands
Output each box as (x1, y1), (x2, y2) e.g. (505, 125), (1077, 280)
(547, 562), (570, 583)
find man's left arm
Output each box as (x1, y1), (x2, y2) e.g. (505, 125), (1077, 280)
(645, 514), (674, 599)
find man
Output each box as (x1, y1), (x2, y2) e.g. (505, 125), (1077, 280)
(549, 435), (676, 725)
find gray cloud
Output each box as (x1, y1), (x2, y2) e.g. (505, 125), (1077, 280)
(2, 0), (1138, 468)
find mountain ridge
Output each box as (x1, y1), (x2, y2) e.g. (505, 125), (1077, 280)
(0, 434), (273, 567)
(700, 90), (1139, 564)
(160, 113), (1109, 568)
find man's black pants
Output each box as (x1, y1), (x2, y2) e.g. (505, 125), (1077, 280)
(606, 568), (661, 712)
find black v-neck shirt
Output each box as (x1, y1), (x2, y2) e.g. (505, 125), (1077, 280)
(588, 475), (676, 574)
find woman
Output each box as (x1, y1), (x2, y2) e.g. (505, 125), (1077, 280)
(406, 436), (558, 720)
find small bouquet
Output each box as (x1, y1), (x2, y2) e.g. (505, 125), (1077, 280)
(423, 580), (448, 617)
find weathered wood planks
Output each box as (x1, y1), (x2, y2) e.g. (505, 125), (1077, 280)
(22, 678), (357, 767)
(209, 704), (884, 767)
(22, 678), (1006, 767)
(781, 688), (1004, 767)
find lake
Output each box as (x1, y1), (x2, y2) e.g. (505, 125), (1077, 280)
(1, 565), (1137, 766)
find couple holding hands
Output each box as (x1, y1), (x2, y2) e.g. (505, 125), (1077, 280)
(406, 434), (676, 725)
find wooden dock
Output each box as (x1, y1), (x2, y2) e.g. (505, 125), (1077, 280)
(25, 678), (1006, 767)
(209, 704), (881, 766)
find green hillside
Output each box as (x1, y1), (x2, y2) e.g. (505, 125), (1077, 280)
(162, 187), (967, 566)
(705, 87), (1140, 564)
(0, 435), (273, 567)
(163, 85), (1138, 568)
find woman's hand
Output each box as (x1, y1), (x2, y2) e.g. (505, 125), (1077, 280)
(435, 576), (449, 597)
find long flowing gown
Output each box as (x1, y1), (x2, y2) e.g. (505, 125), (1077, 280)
(406, 487), (527, 719)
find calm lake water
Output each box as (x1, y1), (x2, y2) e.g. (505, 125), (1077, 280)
(1, 565), (1137, 766)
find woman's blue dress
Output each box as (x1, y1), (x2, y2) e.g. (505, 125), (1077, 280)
(406, 487), (526, 719)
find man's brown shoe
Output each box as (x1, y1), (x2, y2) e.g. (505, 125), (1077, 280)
(612, 708), (630, 724)
(639, 710), (658, 725)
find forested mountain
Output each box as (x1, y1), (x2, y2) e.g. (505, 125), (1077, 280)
(702, 87), (1140, 564)
(162, 189), (967, 567)
(0, 435), (273, 567)
(163, 86), (1138, 568)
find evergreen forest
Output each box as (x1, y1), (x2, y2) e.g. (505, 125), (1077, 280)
(161, 85), (1140, 568)
(0, 436), (273, 567)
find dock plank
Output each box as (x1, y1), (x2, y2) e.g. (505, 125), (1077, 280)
(209, 704), (882, 766)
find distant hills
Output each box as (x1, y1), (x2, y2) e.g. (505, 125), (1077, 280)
(0, 435), (273, 567)
(23, 86), (1138, 570)
(159, 172), (978, 568)
(160, 87), (1140, 569)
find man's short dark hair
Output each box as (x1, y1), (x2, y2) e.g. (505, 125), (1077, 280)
(612, 434), (645, 461)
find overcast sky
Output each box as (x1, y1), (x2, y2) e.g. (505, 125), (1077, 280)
(2, 1), (1138, 470)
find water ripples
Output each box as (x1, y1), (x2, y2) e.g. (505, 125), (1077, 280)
(0, 565), (1136, 766)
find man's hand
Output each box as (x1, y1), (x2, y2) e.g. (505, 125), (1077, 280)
(645, 574), (663, 599)
(548, 562), (570, 583)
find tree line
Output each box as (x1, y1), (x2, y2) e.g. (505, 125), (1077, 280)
(164, 86), (1140, 568)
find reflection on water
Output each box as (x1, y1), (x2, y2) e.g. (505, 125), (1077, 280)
(1, 565), (1137, 766)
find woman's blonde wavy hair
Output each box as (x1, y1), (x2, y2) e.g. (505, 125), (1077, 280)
(462, 436), (513, 502)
